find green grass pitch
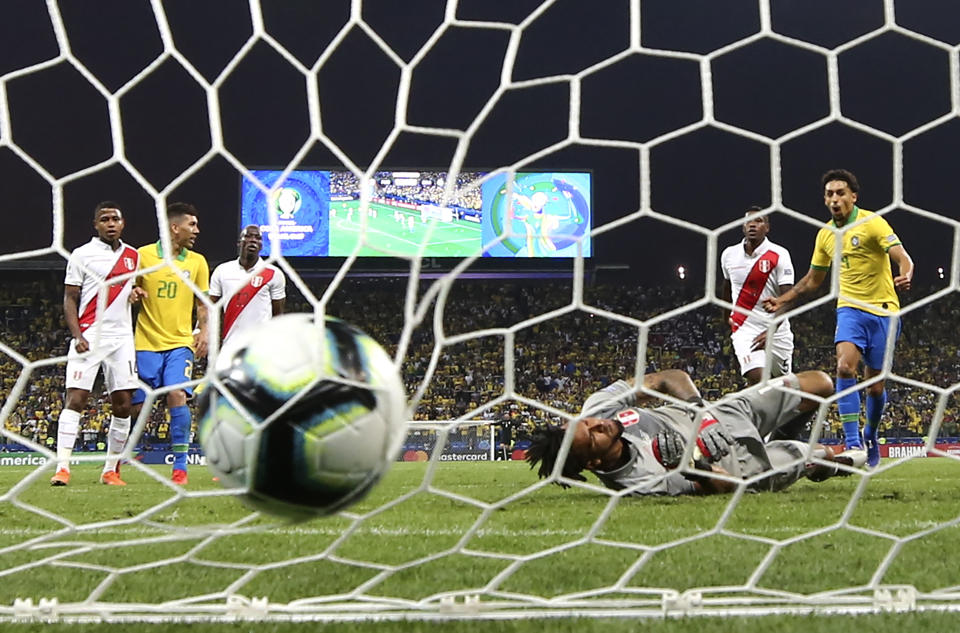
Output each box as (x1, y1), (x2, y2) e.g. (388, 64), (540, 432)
(1, 458), (959, 632)
(328, 201), (482, 257)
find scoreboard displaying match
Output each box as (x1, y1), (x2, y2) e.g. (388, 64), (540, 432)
(239, 169), (592, 259)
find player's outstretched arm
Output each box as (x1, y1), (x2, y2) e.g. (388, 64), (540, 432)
(750, 281), (795, 351)
(888, 244), (914, 291)
(762, 267), (826, 313)
(632, 369), (701, 404)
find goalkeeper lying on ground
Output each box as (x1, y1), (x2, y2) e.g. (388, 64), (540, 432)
(526, 369), (855, 495)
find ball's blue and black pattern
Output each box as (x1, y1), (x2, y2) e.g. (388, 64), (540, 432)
(198, 314), (406, 521)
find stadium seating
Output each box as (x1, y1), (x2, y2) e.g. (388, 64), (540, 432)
(1, 275), (957, 456)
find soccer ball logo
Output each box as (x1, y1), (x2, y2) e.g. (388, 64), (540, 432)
(197, 314), (407, 521)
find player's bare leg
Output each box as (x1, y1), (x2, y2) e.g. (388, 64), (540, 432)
(794, 370), (834, 405)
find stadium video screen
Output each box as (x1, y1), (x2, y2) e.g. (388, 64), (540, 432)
(239, 170), (592, 258)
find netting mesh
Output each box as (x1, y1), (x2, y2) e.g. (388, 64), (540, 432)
(0, 0), (959, 623)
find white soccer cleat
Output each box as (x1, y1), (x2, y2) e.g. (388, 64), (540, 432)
(834, 446), (867, 471)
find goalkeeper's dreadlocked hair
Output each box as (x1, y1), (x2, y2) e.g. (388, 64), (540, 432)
(525, 424), (588, 488)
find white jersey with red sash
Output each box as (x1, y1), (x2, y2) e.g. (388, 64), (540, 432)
(64, 238), (139, 338)
(720, 238), (795, 337)
(209, 258), (286, 344)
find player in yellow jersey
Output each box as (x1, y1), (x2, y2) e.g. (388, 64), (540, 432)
(764, 170), (914, 469)
(130, 202), (209, 485)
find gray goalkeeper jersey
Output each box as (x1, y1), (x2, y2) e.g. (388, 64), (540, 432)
(580, 379), (809, 495)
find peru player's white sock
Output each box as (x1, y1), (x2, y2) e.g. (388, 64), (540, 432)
(56, 409), (81, 472)
(103, 416), (131, 474)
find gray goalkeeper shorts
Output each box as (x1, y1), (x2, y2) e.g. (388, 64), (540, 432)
(713, 374), (806, 440)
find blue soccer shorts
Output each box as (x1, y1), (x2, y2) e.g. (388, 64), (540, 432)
(834, 306), (902, 370)
(132, 347), (196, 405)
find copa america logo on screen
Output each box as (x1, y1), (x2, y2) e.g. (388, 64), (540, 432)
(272, 187), (302, 219)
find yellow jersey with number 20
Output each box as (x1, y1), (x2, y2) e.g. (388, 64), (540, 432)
(135, 241), (209, 351)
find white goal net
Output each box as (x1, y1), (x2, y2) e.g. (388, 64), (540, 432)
(0, 0), (959, 624)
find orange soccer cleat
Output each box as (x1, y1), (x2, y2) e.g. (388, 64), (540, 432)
(100, 471), (126, 486)
(171, 469), (188, 485)
(50, 469), (70, 486)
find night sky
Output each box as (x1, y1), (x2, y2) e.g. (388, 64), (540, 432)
(0, 0), (958, 288)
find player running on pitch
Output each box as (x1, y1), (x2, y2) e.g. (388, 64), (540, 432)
(763, 169), (914, 469)
(209, 224), (285, 345)
(526, 369), (849, 496)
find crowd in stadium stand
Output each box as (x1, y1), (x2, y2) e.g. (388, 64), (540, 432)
(328, 171), (361, 197)
(2, 275), (958, 456)
(372, 171), (483, 211)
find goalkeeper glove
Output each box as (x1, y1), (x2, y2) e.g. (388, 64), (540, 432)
(651, 429), (686, 469)
(696, 416), (734, 462)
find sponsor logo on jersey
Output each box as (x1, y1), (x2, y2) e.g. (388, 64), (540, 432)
(617, 409), (640, 427)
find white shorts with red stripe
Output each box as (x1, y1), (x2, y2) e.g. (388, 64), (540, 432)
(732, 325), (794, 376)
(65, 335), (138, 393)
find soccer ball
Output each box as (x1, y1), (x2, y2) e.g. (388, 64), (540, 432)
(197, 314), (406, 521)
